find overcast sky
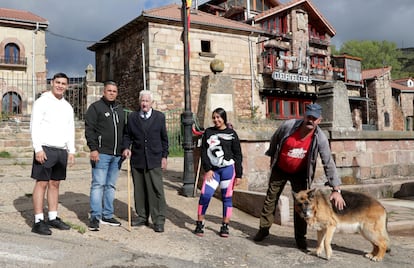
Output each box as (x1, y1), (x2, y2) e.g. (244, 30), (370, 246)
(1, 0), (413, 77)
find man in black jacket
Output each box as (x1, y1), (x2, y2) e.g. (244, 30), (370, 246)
(85, 80), (125, 231)
(122, 90), (169, 233)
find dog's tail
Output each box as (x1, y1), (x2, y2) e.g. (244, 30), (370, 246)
(385, 213), (392, 253)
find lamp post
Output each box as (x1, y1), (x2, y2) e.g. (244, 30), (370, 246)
(32, 22), (39, 103)
(180, 0), (195, 197)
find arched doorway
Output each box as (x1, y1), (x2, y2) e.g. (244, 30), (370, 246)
(2, 91), (22, 114)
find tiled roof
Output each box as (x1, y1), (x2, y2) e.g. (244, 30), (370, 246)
(0, 7), (48, 25)
(362, 67), (392, 80)
(142, 4), (264, 33)
(391, 78), (414, 91)
(199, 0), (282, 8)
(89, 4), (265, 51)
(254, 0), (335, 36)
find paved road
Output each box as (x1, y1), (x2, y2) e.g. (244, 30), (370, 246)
(0, 157), (413, 267)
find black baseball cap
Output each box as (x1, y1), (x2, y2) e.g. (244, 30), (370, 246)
(305, 103), (322, 118)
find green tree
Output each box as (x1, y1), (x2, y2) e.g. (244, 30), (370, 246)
(330, 44), (339, 56)
(339, 40), (403, 77)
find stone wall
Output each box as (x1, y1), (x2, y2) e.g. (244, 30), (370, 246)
(94, 22), (259, 117)
(329, 130), (414, 183)
(366, 70), (394, 130)
(393, 98), (405, 131)
(235, 126), (414, 193)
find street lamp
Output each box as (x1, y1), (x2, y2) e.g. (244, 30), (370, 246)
(32, 22), (39, 103)
(180, 0), (195, 197)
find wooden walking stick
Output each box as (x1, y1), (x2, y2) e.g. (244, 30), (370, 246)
(193, 156), (202, 197)
(127, 157), (132, 231)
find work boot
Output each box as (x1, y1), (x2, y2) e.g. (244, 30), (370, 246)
(253, 227), (269, 242)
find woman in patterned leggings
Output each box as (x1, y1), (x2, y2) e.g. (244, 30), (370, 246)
(194, 108), (243, 237)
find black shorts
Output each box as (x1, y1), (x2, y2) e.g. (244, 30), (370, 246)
(31, 146), (68, 181)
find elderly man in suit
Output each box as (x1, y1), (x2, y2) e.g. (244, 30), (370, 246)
(122, 90), (169, 233)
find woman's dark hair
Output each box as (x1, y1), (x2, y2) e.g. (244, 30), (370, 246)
(212, 107), (227, 125)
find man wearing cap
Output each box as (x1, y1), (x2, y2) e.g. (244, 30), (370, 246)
(253, 103), (345, 250)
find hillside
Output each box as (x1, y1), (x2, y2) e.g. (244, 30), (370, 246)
(398, 47), (414, 77)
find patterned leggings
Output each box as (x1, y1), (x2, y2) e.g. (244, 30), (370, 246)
(197, 164), (235, 218)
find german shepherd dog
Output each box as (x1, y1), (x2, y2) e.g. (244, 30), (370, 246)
(293, 188), (390, 261)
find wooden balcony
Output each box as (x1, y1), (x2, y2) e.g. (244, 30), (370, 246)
(309, 37), (330, 46)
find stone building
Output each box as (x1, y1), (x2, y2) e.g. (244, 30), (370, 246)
(88, 4), (264, 120)
(253, 0), (336, 119)
(391, 77), (414, 130)
(88, 0), (342, 123)
(362, 67), (395, 131)
(0, 8), (48, 117)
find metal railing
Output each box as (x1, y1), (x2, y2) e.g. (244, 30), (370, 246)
(166, 108), (184, 156)
(0, 56), (27, 66)
(124, 108), (184, 156)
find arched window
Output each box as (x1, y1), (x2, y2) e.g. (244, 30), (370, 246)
(384, 111), (390, 127)
(5, 43), (20, 64)
(2, 92), (22, 114)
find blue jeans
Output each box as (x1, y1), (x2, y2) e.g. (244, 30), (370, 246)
(90, 154), (121, 219)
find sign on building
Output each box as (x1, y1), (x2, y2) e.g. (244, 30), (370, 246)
(272, 71), (312, 84)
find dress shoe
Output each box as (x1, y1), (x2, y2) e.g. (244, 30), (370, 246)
(296, 238), (308, 251)
(131, 220), (149, 227)
(154, 224), (164, 232)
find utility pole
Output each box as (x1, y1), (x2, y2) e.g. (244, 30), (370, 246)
(180, 0), (195, 197)
(32, 22), (39, 103)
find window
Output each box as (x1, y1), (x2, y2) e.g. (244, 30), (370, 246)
(384, 112), (390, 127)
(255, 0), (263, 11)
(2, 92), (22, 114)
(5, 43), (20, 64)
(201, 40), (211, 53)
(104, 52), (111, 81)
(249, 0), (270, 11)
(311, 55), (325, 66)
(267, 97), (311, 119)
(262, 15), (287, 35)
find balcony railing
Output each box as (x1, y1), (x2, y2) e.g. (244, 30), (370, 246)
(309, 37), (330, 46)
(0, 56), (27, 67)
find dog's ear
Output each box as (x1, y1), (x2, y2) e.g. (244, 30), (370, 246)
(308, 188), (316, 199)
(292, 190), (298, 198)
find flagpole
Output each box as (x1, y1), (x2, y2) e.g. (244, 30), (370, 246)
(181, 0), (195, 197)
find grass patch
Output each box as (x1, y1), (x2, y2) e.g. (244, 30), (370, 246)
(0, 151), (11, 158)
(67, 221), (86, 234)
(169, 149), (184, 157)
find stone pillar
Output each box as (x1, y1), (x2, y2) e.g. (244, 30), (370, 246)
(197, 59), (238, 129)
(197, 74), (237, 128)
(84, 64), (103, 109)
(317, 81), (354, 131)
